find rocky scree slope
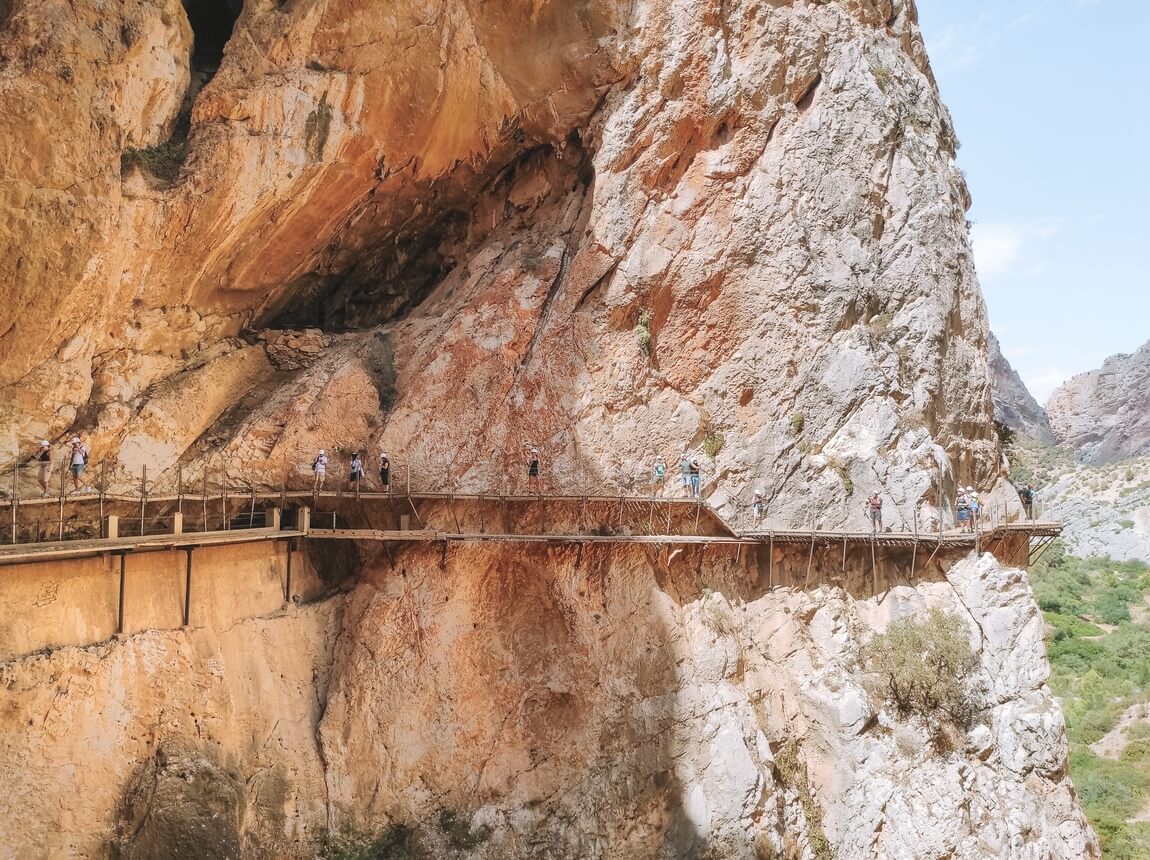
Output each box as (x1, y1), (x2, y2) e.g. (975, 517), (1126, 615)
(1047, 338), (1150, 465)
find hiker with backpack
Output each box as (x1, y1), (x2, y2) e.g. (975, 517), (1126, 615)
(957, 487), (972, 532)
(68, 435), (89, 493)
(652, 456), (667, 497)
(312, 449), (328, 492)
(752, 488), (765, 523)
(688, 457), (701, 499)
(36, 440), (51, 497)
(348, 453), (365, 493)
(865, 492), (883, 532)
(679, 452), (691, 497)
(1018, 482), (1035, 520)
(378, 450), (390, 494)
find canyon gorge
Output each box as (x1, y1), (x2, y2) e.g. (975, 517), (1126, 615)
(0, 0), (1097, 857)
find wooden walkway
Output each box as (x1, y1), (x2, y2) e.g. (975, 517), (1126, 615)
(0, 488), (1061, 566)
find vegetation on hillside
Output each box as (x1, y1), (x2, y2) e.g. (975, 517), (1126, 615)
(1031, 544), (1150, 858)
(1006, 435), (1077, 487)
(862, 608), (981, 728)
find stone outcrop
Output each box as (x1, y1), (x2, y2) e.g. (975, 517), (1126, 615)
(0, 0), (1095, 855)
(1, 0), (1000, 528)
(1047, 339), (1150, 464)
(0, 549), (1098, 858)
(989, 331), (1055, 444)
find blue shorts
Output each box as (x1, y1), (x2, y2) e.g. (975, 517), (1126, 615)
(71, 464), (85, 477)
(958, 509), (970, 522)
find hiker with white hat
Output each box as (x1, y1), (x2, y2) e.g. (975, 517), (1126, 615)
(68, 435), (89, 493)
(311, 448), (328, 493)
(956, 486), (970, 532)
(36, 440), (51, 496)
(526, 445), (542, 494)
(752, 488), (766, 522)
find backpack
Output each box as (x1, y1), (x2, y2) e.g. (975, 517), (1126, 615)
(312, 456), (320, 472)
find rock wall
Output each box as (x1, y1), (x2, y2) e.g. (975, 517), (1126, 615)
(1047, 339), (1150, 464)
(0, 548), (1097, 858)
(1, 0), (999, 529)
(989, 331), (1055, 444)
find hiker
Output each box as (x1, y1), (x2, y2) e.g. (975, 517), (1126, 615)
(969, 489), (982, 529)
(752, 488), (765, 522)
(348, 452), (365, 492)
(36, 440), (51, 497)
(312, 449), (328, 492)
(68, 435), (89, 493)
(652, 456), (667, 496)
(688, 457), (701, 499)
(956, 487), (972, 533)
(527, 446), (541, 494)
(679, 452), (691, 496)
(865, 492), (883, 532)
(378, 450), (390, 493)
(1018, 482), (1035, 520)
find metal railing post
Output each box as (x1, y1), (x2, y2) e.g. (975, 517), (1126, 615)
(10, 461), (17, 544)
(139, 465), (147, 536)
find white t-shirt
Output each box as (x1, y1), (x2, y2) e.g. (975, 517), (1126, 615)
(314, 453), (328, 472)
(70, 444), (87, 466)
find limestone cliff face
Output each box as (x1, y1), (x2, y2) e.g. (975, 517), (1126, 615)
(0, 550), (1097, 858)
(1, 0), (999, 527)
(0, 0), (1094, 856)
(989, 332), (1055, 444)
(1047, 339), (1150, 464)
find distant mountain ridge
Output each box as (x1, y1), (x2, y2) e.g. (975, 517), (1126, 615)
(1047, 339), (1150, 465)
(989, 332), (1056, 444)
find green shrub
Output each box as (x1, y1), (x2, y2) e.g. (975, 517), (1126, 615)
(121, 140), (187, 182)
(862, 607), (981, 726)
(633, 307), (654, 356)
(1119, 519), (1135, 530)
(322, 825), (416, 860)
(773, 740), (833, 860)
(790, 412), (806, 435)
(702, 432), (725, 459)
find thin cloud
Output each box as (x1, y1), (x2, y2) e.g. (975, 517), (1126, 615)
(926, 24), (990, 73)
(971, 221), (1059, 280)
(971, 224), (1023, 278)
(1026, 367), (1072, 403)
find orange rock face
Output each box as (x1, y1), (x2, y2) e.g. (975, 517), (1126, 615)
(0, 1), (1097, 857)
(2, 0), (997, 528)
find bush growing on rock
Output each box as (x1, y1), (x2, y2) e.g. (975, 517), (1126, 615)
(863, 607), (980, 727)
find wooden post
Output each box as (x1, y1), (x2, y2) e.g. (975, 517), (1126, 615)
(116, 552), (127, 634)
(107, 515), (119, 539)
(99, 461), (106, 537)
(177, 465), (183, 516)
(284, 539), (294, 603)
(767, 532), (774, 589)
(871, 535), (878, 596)
(10, 461), (16, 544)
(222, 466), (229, 530)
(202, 469), (208, 532)
(173, 512), (183, 535)
(804, 531), (815, 589)
(182, 547), (193, 627)
(58, 459), (66, 540)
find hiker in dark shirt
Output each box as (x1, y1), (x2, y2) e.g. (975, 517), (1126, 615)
(1018, 482), (1035, 520)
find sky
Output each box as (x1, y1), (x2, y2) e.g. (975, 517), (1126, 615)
(916, 0), (1150, 403)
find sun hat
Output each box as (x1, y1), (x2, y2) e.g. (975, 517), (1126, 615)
(40, 440), (49, 447)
